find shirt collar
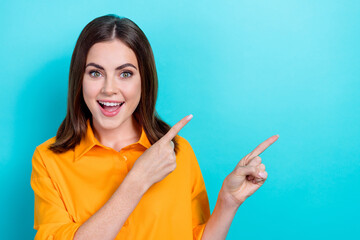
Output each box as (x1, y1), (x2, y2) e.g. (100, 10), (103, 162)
(73, 119), (151, 162)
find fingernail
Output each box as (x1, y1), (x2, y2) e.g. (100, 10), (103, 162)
(276, 134), (279, 137)
(186, 114), (193, 120)
(258, 171), (266, 178)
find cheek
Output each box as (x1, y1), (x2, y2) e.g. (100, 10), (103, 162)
(82, 80), (99, 100)
(82, 81), (100, 112)
(125, 80), (141, 103)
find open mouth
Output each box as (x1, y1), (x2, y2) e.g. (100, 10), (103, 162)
(97, 100), (125, 112)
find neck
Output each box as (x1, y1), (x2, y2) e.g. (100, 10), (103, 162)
(92, 115), (142, 151)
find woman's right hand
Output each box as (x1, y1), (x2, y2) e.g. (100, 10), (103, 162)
(129, 114), (193, 191)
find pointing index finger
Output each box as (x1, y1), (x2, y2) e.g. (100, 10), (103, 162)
(248, 134), (279, 158)
(160, 114), (193, 143)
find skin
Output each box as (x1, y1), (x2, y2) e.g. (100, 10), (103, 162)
(82, 39), (142, 151)
(201, 134), (279, 240)
(77, 38), (279, 239)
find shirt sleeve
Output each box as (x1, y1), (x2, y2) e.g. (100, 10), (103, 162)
(183, 139), (210, 240)
(30, 147), (82, 240)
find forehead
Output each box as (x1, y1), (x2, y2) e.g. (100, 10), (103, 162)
(86, 39), (138, 68)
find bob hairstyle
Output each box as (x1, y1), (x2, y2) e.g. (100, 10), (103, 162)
(49, 14), (179, 154)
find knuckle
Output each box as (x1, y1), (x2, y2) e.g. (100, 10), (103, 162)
(170, 162), (177, 171)
(250, 166), (258, 174)
(167, 148), (174, 155)
(168, 155), (176, 164)
(234, 166), (244, 175)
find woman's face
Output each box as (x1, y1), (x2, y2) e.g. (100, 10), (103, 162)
(82, 39), (141, 131)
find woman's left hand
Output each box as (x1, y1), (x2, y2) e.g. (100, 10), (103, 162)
(220, 134), (279, 208)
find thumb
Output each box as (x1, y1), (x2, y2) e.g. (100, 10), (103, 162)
(234, 166), (260, 177)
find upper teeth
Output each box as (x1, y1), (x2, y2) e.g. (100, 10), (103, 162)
(99, 101), (123, 106)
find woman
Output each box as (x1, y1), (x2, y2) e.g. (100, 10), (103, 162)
(30, 14), (278, 240)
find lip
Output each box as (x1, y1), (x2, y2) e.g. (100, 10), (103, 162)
(97, 99), (124, 103)
(98, 101), (124, 117)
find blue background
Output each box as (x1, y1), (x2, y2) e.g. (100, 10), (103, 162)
(1, 0), (359, 239)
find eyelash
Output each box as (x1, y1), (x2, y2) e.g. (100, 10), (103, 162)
(88, 70), (133, 78)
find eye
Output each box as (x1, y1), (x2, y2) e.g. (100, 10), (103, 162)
(89, 70), (102, 78)
(120, 71), (133, 78)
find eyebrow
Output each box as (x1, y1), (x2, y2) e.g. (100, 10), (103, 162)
(85, 62), (137, 70)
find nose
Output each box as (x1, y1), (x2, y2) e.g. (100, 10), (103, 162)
(101, 77), (119, 95)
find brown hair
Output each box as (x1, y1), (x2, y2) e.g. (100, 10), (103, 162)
(49, 14), (179, 154)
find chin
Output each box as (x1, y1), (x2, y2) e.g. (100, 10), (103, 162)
(93, 116), (123, 129)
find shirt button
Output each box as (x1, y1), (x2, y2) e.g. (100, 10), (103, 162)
(123, 156), (127, 161)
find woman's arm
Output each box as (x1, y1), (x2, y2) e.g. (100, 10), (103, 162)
(74, 116), (193, 240)
(201, 188), (240, 240)
(201, 134), (279, 240)
(73, 171), (146, 240)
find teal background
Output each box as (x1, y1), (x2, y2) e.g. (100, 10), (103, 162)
(1, 0), (359, 239)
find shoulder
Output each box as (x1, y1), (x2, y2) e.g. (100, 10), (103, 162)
(37, 136), (56, 149)
(176, 135), (204, 177)
(31, 136), (57, 178)
(175, 135), (197, 158)
(34, 136), (57, 156)
(31, 135), (75, 178)
(176, 135), (192, 149)
(32, 135), (67, 167)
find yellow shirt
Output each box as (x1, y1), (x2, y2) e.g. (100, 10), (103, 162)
(30, 119), (210, 240)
